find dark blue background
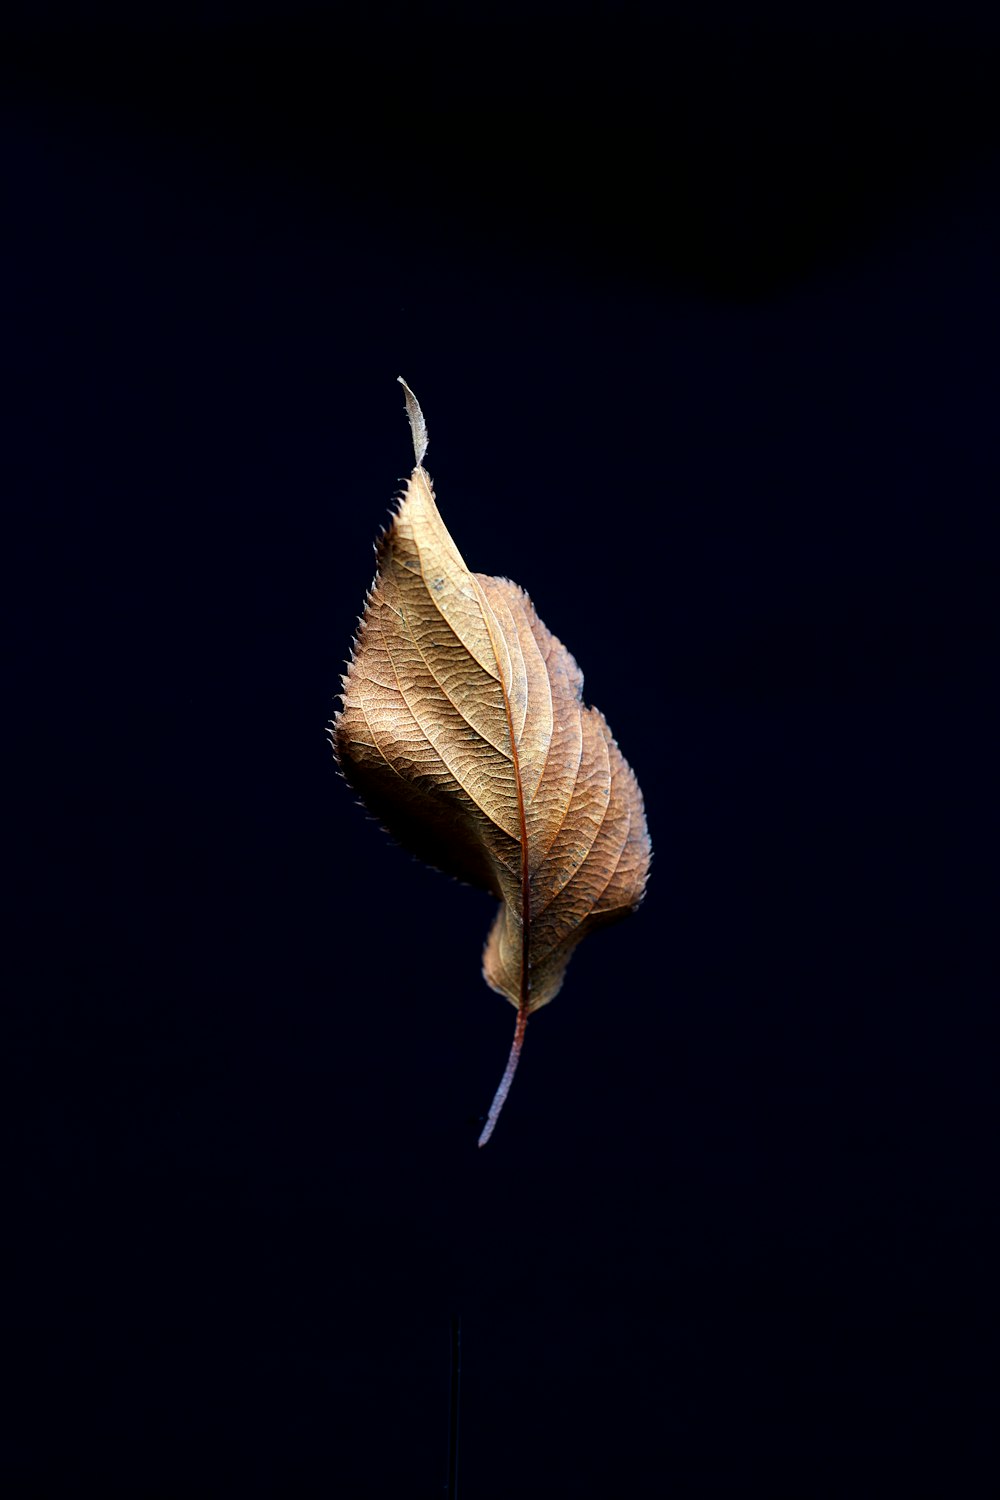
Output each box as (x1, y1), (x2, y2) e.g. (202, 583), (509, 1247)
(6, 6), (998, 1495)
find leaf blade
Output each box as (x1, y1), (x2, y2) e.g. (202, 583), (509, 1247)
(334, 382), (651, 1141)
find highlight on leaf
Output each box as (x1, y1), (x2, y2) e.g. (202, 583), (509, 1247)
(332, 380), (651, 1145)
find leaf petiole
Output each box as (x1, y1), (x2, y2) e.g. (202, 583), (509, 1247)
(477, 1004), (528, 1147)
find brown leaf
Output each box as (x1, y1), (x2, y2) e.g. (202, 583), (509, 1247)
(333, 380), (651, 1144)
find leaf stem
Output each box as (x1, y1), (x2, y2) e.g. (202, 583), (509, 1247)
(477, 1004), (528, 1147)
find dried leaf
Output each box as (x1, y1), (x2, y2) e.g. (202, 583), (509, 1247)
(333, 380), (651, 1144)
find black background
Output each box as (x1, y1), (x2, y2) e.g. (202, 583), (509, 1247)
(6, 4), (999, 1495)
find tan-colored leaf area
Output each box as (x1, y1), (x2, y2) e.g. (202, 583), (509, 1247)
(333, 381), (650, 1144)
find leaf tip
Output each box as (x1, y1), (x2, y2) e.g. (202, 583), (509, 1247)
(397, 376), (429, 466)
